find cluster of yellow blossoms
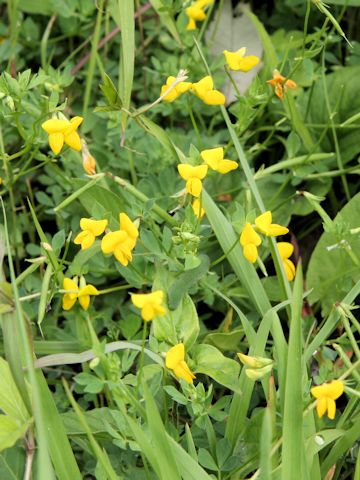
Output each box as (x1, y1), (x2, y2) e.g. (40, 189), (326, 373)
(161, 75), (225, 106)
(177, 147), (238, 199)
(240, 211), (295, 281)
(62, 276), (99, 311)
(42, 116), (83, 155)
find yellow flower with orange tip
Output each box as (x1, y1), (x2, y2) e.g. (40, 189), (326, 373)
(131, 290), (166, 321)
(266, 69), (297, 100)
(178, 164), (208, 197)
(160, 76), (192, 102)
(200, 147), (238, 174)
(185, 0), (213, 30)
(255, 211), (289, 237)
(165, 343), (196, 384)
(191, 76), (225, 106)
(277, 242), (296, 281)
(81, 141), (96, 175)
(192, 198), (205, 219)
(74, 218), (108, 250)
(240, 223), (262, 263)
(42, 116), (83, 155)
(311, 380), (344, 419)
(62, 277), (99, 311)
(101, 213), (139, 266)
(223, 47), (260, 72)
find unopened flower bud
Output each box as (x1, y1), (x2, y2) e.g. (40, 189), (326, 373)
(41, 242), (53, 252)
(245, 364), (273, 380)
(237, 353), (273, 369)
(81, 140), (96, 175)
(89, 357), (100, 369)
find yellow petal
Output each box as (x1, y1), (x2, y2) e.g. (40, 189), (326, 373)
(200, 147), (223, 170)
(48, 132), (64, 155)
(202, 90), (226, 106)
(192, 198), (205, 219)
(185, 6), (206, 21)
(119, 213), (139, 239)
(41, 119), (69, 134)
(326, 398), (336, 419)
(78, 231), (95, 250)
(186, 178), (202, 197)
(243, 244), (258, 263)
(223, 50), (242, 70)
(267, 224), (289, 236)
(283, 259), (296, 281)
(255, 211), (272, 234)
(177, 81), (192, 93)
(328, 380), (344, 400)
(155, 304), (167, 317)
(74, 230), (88, 246)
(65, 131), (82, 151)
(79, 285), (99, 297)
(78, 295), (90, 311)
(277, 242), (294, 260)
(237, 55), (260, 72)
(114, 244), (132, 265)
(165, 343), (185, 369)
(69, 116), (83, 130)
(192, 76), (214, 94)
(101, 230), (128, 254)
(316, 397), (327, 418)
(80, 218), (108, 236)
(173, 361), (195, 383)
(178, 163), (208, 181)
(62, 294), (77, 311)
(217, 159), (238, 174)
(186, 18), (197, 30)
(63, 277), (78, 292)
(131, 293), (148, 308)
(240, 223), (262, 247)
(142, 303), (155, 321)
(311, 384), (325, 399)
(161, 84), (180, 102)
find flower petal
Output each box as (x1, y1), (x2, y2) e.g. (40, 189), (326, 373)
(316, 397), (328, 418)
(141, 304), (155, 321)
(243, 244), (258, 263)
(165, 343), (185, 369)
(255, 211), (272, 234)
(80, 218), (108, 236)
(78, 295), (90, 311)
(283, 259), (296, 281)
(65, 131), (82, 151)
(326, 398), (336, 419)
(328, 380), (344, 400)
(101, 230), (127, 254)
(200, 147), (223, 170)
(277, 242), (294, 259)
(202, 90), (225, 105)
(217, 159), (238, 174)
(240, 223), (262, 247)
(119, 213), (138, 239)
(41, 119), (69, 134)
(62, 294), (77, 311)
(173, 361), (195, 383)
(48, 132), (64, 155)
(186, 178), (202, 197)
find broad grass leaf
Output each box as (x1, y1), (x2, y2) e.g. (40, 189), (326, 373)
(0, 416), (32, 452)
(192, 344), (241, 392)
(0, 447), (25, 479)
(0, 358), (30, 423)
(305, 65), (360, 164)
(306, 192), (360, 314)
(206, 1), (263, 103)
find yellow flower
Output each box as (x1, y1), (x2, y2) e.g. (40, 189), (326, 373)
(131, 290), (166, 321)
(311, 380), (344, 419)
(191, 76), (225, 106)
(240, 223), (262, 263)
(62, 277), (99, 311)
(42, 116), (83, 155)
(192, 198), (205, 219)
(200, 147), (238, 174)
(185, 0), (213, 30)
(223, 47), (260, 72)
(255, 211), (289, 237)
(74, 218), (108, 250)
(165, 343), (196, 384)
(178, 164), (208, 197)
(101, 213), (139, 266)
(266, 69), (297, 100)
(160, 76), (192, 102)
(277, 242), (296, 281)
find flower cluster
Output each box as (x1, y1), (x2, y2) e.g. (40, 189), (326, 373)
(178, 146), (238, 203)
(185, 0), (213, 31)
(240, 211), (295, 280)
(161, 75), (225, 106)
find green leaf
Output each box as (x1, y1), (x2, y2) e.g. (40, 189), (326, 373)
(0, 358), (30, 423)
(99, 74), (122, 108)
(307, 192), (360, 314)
(0, 416), (32, 452)
(192, 344), (241, 392)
